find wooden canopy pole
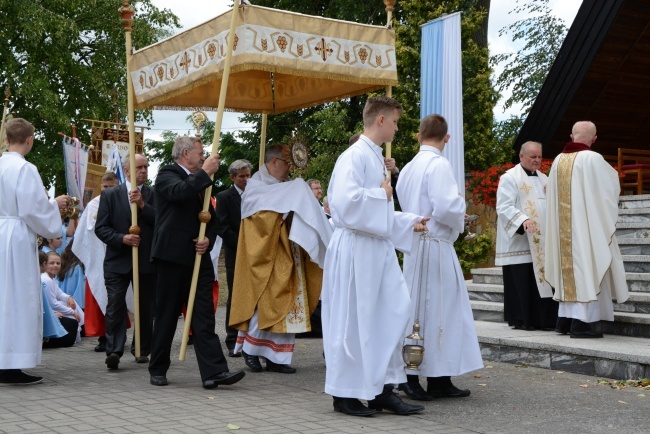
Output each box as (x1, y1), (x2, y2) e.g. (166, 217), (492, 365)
(384, 0), (396, 159)
(119, 0), (141, 358)
(180, 0), (241, 361)
(0, 87), (10, 155)
(258, 113), (268, 168)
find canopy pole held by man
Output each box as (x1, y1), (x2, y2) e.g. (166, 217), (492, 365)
(384, 0), (396, 159)
(258, 113), (268, 169)
(120, 0), (141, 358)
(179, 0), (241, 361)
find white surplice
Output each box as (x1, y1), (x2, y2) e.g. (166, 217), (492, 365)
(323, 136), (421, 400)
(72, 196), (134, 314)
(545, 149), (629, 322)
(396, 146), (483, 378)
(0, 152), (62, 369)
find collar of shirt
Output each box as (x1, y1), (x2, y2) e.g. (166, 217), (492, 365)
(358, 134), (383, 154)
(177, 163), (192, 175)
(2, 151), (23, 159)
(234, 185), (243, 195)
(522, 167), (538, 176)
(419, 145), (442, 156)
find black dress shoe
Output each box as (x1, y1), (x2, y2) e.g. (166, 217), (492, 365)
(570, 330), (604, 339)
(105, 353), (120, 370)
(398, 382), (434, 401)
(514, 325), (535, 331)
(150, 375), (168, 386)
(428, 384), (471, 399)
(333, 397), (376, 417)
(242, 351), (263, 372)
(555, 328), (569, 335)
(135, 356), (149, 364)
(228, 349), (241, 358)
(368, 390), (424, 415)
(266, 360), (296, 374)
(0, 370), (43, 386)
(202, 370), (245, 389)
(94, 342), (106, 352)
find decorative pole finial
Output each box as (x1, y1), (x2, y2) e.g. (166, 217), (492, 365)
(119, 1), (135, 32)
(384, 0), (397, 29)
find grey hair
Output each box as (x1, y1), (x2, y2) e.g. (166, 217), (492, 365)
(172, 136), (199, 161)
(121, 153), (145, 171)
(264, 144), (287, 163)
(519, 141), (542, 156)
(306, 179), (321, 187)
(228, 159), (253, 175)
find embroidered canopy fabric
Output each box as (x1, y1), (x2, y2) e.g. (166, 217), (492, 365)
(129, 5), (398, 114)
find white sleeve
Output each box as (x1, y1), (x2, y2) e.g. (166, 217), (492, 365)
(429, 159), (466, 233)
(43, 277), (75, 316)
(496, 173), (528, 238)
(17, 164), (62, 239)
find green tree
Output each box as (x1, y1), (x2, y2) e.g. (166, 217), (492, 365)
(492, 0), (568, 117)
(0, 0), (179, 192)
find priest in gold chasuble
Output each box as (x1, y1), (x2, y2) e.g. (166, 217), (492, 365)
(231, 145), (332, 372)
(545, 121), (629, 338)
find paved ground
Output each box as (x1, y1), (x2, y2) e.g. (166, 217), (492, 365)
(0, 310), (647, 434)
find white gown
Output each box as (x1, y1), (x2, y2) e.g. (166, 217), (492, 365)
(0, 152), (62, 369)
(323, 136), (420, 400)
(396, 146), (483, 377)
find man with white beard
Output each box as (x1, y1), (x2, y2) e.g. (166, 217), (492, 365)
(323, 96), (429, 417)
(396, 114), (483, 401)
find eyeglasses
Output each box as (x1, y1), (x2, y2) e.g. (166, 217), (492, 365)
(276, 157), (292, 166)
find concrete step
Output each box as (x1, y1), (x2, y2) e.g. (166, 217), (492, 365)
(475, 320), (650, 380)
(616, 222), (650, 238)
(471, 267), (650, 293)
(618, 208), (650, 223)
(617, 237), (650, 255)
(622, 255), (650, 272)
(467, 280), (650, 313)
(619, 194), (650, 209)
(471, 300), (650, 337)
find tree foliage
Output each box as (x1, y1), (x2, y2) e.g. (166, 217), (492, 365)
(492, 0), (568, 117)
(0, 0), (179, 192)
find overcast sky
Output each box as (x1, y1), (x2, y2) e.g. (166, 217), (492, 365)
(142, 0), (582, 175)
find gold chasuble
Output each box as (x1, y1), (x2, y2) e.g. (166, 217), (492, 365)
(544, 147), (629, 305)
(230, 211), (322, 333)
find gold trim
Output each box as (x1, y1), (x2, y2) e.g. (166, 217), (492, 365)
(557, 153), (578, 302)
(135, 62), (397, 111)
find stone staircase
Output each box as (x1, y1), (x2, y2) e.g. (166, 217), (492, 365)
(469, 194), (650, 380)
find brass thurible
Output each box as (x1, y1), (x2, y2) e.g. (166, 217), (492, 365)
(402, 322), (425, 370)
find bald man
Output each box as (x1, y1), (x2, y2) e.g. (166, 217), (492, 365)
(544, 121), (629, 338)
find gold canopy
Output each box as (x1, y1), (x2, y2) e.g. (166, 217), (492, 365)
(129, 5), (398, 114)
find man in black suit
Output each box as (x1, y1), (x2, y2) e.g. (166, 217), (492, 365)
(215, 159), (252, 357)
(148, 136), (245, 389)
(95, 154), (156, 370)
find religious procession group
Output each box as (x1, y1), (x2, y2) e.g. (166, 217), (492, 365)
(0, 96), (628, 418)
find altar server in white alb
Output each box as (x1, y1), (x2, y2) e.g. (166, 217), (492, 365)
(396, 114), (483, 401)
(323, 96), (429, 417)
(0, 118), (67, 385)
(495, 141), (558, 331)
(545, 121), (629, 338)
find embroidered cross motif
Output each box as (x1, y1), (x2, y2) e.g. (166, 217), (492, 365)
(314, 38), (333, 62)
(520, 182), (532, 195)
(180, 52), (191, 74)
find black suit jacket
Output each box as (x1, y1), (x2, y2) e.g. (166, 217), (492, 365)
(151, 163), (218, 268)
(215, 185), (242, 269)
(95, 183), (156, 274)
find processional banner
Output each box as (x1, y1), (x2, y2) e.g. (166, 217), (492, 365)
(62, 137), (89, 210)
(421, 12), (465, 195)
